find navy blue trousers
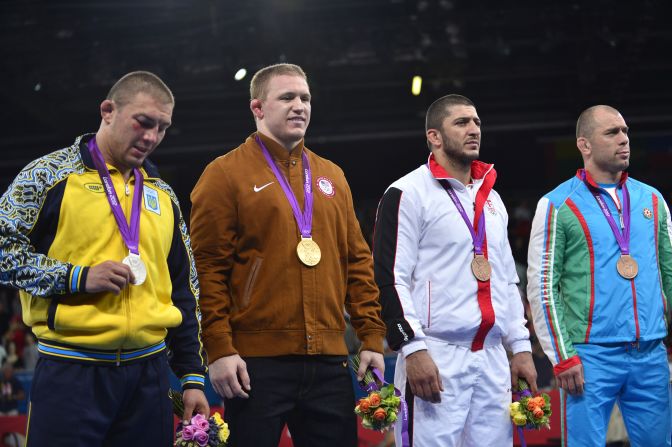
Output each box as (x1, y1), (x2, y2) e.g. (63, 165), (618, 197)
(224, 355), (358, 447)
(26, 353), (173, 447)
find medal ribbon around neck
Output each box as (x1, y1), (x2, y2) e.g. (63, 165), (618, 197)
(439, 180), (490, 281)
(88, 138), (147, 284)
(581, 171), (636, 279)
(255, 135), (320, 266)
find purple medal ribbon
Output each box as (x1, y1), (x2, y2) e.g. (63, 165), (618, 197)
(255, 135), (314, 239)
(439, 180), (486, 255)
(87, 138), (144, 255)
(361, 368), (410, 447)
(582, 172), (631, 255)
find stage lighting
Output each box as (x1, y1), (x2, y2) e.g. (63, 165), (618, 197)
(411, 75), (422, 96)
(234, 68), (247, 81)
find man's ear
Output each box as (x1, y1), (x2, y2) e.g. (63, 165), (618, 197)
(250, 99), (263, 119)
(577, 137), (591, 157)
(426, 129), (441, 149)
(100, 99), (115, 123)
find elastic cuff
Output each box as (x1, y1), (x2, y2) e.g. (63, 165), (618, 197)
(400, 339), (428, 358)
(203, 334), (236, 362)
(180, 373), (206, 391)
(553, 355), (581, 376)
(67, 265), (90, 293)
(508, 339), (532, 355)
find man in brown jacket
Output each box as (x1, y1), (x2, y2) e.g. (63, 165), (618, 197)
(190, 63), (386, 447)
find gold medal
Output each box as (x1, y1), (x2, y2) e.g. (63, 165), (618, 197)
(471, 254), (491, 282)
(296, 237), (321, 267)
(616, 254), (638, 279)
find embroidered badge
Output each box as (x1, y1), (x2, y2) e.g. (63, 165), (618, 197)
(316, 176), (335, 198)
(84, 183), (105, 193)
(485, 199), (497, 216)
(643, 208), (653, 219)
(143, 187), (161, 215)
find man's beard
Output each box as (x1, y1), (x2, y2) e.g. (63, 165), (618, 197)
(441, 135), (479, 168)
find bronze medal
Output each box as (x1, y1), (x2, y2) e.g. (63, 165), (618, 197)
(616, 254), (638, 279)
(297, 237), (321, 267)
(471, 254), (491, 282)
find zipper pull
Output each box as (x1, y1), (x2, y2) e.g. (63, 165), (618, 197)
(116, 348), (121, 366)
(125, 183), (130, 196)
(619, 212), (624, 229)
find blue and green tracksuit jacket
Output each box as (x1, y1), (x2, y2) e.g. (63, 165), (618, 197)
(527, 169), (672, 374)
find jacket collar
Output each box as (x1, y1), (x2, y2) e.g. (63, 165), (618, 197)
(252, 132), (305, 161)
(576, 168), (628, 190)
(427, 153), (496, 188)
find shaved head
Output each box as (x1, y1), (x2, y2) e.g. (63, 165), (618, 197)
(576, 105), (621, 139)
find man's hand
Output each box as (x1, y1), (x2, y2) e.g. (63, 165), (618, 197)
(510, 351), (538, 394)
(405, 350), (443, 403)
(182, 389), (210, 424)
(208, 355), (251, 399)
(556, 363), (584, 395)
(85, 261), (134, 294)
(357, 350), (385, 381)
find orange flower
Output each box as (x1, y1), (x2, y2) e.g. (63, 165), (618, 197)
(533, 408), (544, 419)
(526, 400), (537, 411)
(373, 407), (387, 421)
(533, 397), (546, 407)
(369, 393), (381, 407)
(359, 398), (371, 413)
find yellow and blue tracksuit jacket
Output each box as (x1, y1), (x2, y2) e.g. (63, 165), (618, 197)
(0, 134), (206, 390)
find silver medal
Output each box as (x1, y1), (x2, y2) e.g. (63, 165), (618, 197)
(122, 252), (147, 285)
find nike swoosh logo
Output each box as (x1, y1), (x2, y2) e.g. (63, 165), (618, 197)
(253, 182), (274, 192)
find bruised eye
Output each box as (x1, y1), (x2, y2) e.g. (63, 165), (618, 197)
(136, 117), (156, 129)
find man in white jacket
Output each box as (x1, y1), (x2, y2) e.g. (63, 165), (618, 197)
(373, 94), (537, 446)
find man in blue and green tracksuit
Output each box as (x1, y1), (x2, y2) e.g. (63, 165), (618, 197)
(527, 105), (672, 446)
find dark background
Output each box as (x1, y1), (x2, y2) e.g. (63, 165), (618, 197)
(2, 0), (672, 222)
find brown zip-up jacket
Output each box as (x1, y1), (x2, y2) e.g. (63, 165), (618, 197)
(190, 132), (385, 362)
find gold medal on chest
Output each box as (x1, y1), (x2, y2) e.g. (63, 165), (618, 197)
(296, 237), (321, 267)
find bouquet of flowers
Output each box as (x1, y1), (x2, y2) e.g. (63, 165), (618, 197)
(169, 389), (229, 447)
(350, 355), (402, 432)
(509, 379), (552, 430)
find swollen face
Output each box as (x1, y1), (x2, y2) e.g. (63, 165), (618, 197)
(439, 105), (481, 166)
(106, 92), (173, 172)
(256, 75), (311, 150)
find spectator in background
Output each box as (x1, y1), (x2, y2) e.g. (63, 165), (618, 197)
(0, 361), (24, 416)
(21, 333), (38, 372)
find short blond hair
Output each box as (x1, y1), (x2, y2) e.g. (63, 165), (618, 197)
(250, 64), (307, 100)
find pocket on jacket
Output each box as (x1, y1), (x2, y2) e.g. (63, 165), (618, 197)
(242, 257), (264, 308)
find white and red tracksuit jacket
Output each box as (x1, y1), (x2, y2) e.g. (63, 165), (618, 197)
(373, 155), (531, 357)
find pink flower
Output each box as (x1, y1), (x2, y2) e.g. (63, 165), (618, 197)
(191, 413), (210, 431)
(181, 425), (196, 440)
(194, 429), (209, 446)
